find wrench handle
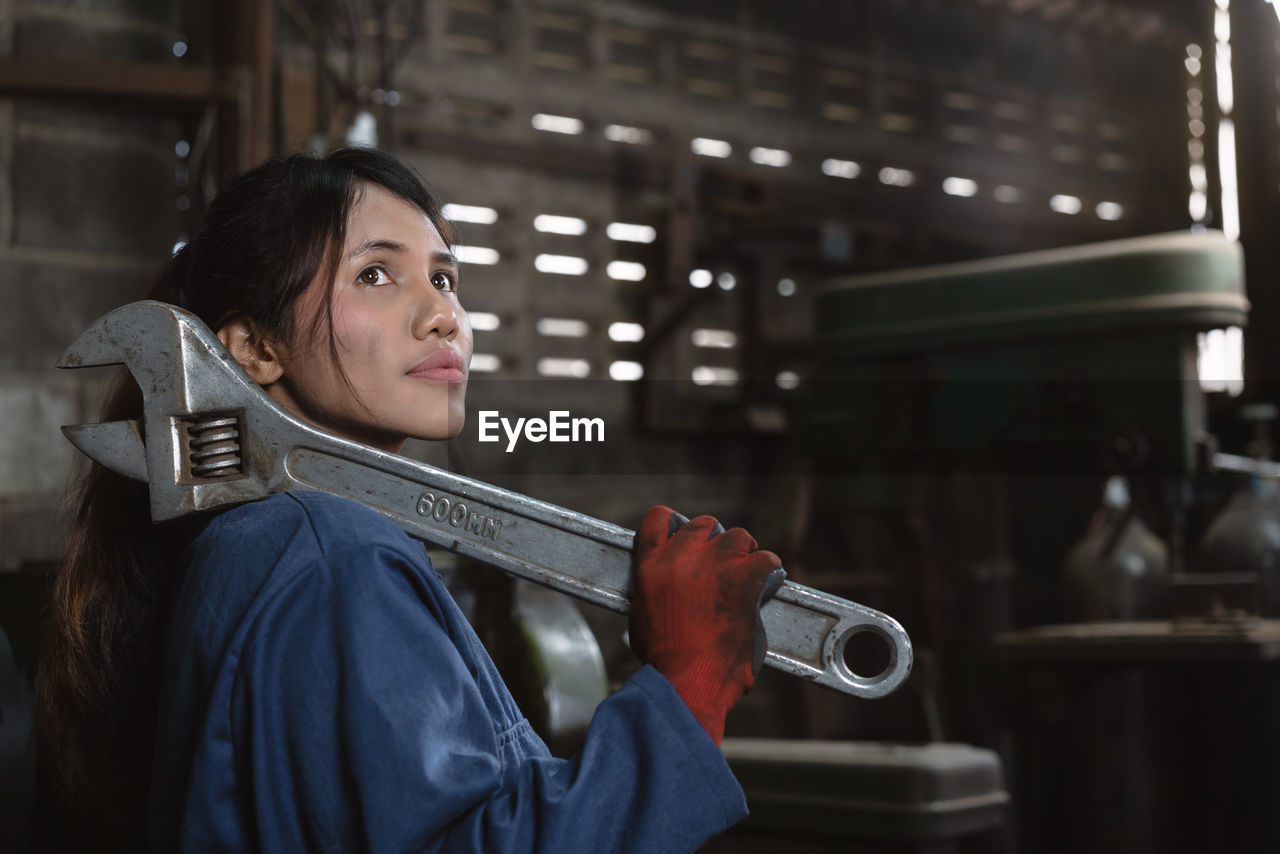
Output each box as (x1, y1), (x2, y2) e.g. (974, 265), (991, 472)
(284, 447), (913, 699)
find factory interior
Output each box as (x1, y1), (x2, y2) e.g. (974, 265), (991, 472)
(3, 0), (1280, 851)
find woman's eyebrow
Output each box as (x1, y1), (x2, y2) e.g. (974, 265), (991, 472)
(346, 242), (459, 271)
(348, 239), (409, 260)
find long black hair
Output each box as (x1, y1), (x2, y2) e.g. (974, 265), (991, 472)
(34, 148), (455, 848)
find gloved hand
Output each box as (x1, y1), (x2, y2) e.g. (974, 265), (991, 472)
(630, 506), (786, 745)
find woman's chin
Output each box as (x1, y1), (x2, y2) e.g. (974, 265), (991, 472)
(408, 416), (466, 444)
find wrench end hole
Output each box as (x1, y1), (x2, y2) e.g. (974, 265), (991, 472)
(842, 628), (893, 680)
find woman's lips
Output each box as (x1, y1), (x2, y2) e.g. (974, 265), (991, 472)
(408, 350), (466, 383)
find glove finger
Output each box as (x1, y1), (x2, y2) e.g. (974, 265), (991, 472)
(748, 551), (785, 586)
(636, 505), (680, 554)
(674, 514), (723, 543)
(758, 564), (786, 606)
(751, 565), (787, 679)
(714, 526), (759, 555)
(669, 511), (691, 538)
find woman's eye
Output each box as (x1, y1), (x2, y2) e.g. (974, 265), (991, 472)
(431, 271), (458, 292)
(357, 266), (389, 286)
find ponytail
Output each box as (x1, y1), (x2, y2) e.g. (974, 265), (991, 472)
(34, 375), (186, 843)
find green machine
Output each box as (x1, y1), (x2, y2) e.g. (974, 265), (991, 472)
(798, 231), (1255, 853)
(807, 231), (1247, 480)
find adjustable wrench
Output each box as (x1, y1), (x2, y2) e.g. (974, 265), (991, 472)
(57, 300), (912, 699)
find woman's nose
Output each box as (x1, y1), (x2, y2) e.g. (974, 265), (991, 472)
(410, 283), (460, 341)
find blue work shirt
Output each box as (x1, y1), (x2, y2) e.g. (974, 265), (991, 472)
(150, 491), (747, 852)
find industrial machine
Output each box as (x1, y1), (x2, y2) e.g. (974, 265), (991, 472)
(794, 229), (1279, 853)
(809, 230), (1245, 479)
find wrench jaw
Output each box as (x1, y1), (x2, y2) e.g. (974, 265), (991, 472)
(61, 420), (149, 483)
(58, 300), (274, 522)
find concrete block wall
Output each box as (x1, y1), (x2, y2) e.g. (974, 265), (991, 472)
(0, 0), (182, 571)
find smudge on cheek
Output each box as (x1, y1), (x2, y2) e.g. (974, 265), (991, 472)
(330, 311), (382, 363)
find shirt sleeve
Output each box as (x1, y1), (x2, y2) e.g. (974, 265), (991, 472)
(229, 540), (746, 853)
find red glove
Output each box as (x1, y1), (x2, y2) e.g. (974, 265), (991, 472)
(630, 506), (786, 745)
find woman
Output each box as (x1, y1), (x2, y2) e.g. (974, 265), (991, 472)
(35, 148), (783, 852)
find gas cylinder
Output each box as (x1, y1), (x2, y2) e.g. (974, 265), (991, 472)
(1197, 403), (1280, 616)
(1060, 476), (1169, 622)
(1196, 476), (1280, 616)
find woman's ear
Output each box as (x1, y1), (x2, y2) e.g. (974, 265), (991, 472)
(216, 318), (286, 386)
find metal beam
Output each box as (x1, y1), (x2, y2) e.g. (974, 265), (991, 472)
(0, 56), (238, 107)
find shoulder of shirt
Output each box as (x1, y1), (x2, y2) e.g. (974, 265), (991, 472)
(203, 490), (420, 561)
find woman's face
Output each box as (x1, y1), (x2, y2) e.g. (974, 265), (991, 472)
(268, 183), (472, 453)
